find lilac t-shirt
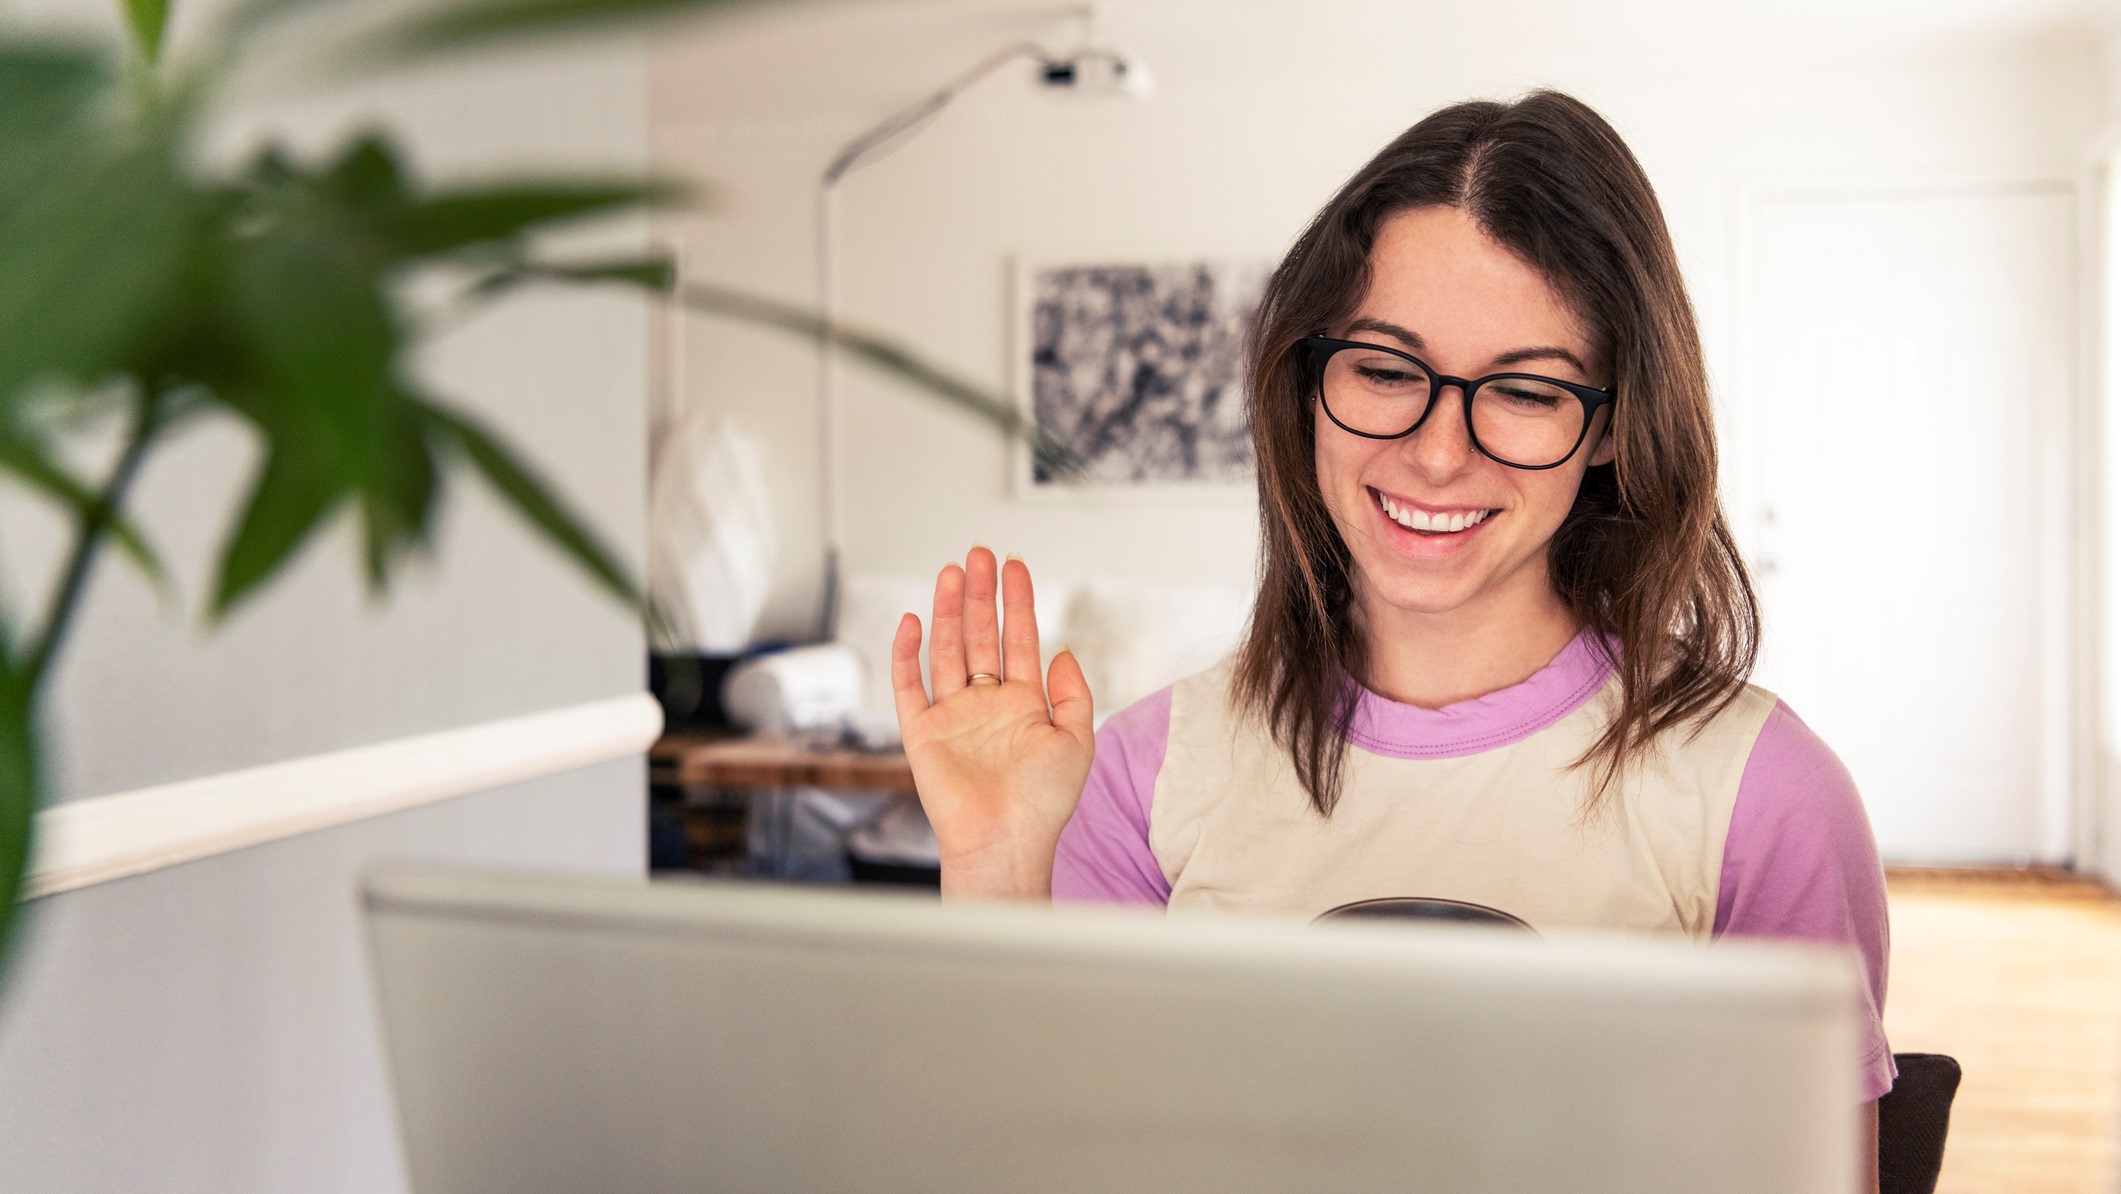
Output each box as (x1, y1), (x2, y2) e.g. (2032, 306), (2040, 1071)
(1052, 638), (1896, 1102)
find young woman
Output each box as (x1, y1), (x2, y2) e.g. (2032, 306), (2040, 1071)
(889, 91), (1890, 1181)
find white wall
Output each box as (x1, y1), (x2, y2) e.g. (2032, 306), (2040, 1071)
(0, 1), (656, 1189)
(649, 0), (2107, 646)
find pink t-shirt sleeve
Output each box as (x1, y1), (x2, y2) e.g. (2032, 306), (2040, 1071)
(1052, 687), (1174, 905)
(1715, 700), (1896, 1102)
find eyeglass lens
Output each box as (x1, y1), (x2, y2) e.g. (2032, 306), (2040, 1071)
(1319, 345), (1587, 468)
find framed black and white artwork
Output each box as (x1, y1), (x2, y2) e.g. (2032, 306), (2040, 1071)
(1013, 257), (1268, 495)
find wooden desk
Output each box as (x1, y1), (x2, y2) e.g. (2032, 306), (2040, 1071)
(651, 733), (917, 795)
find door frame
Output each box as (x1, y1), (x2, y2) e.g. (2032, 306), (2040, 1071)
(1728, 173), (2089, 867)
(2091, 143), (2121, 883)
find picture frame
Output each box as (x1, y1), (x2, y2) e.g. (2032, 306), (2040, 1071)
(1009, 255), (1269, 502)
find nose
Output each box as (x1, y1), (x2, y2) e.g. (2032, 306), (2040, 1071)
(1400, 383), (1478, 482)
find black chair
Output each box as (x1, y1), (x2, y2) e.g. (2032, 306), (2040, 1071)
(1878, 1053), (1961, 1194)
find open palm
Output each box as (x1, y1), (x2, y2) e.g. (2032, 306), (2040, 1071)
(891, 547), (1094, 898)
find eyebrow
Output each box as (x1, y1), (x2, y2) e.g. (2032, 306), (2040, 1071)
(1342, 317), (1593, 379)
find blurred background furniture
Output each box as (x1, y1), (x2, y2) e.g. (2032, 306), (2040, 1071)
(650, 571), (1252, 884)
(648, 732), (923, 882)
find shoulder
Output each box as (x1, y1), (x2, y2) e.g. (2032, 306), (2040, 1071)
(1716, 695), (1884, 936)
(1665, 677), (1782, 754)
(1628, 679), (1782, 806)
(1080, 648), (1244, 823)
(1166, 653), (1241, 713)
(1730, 697), (1867, 840)
(1715, 697), (1894, 1100)
(1094, 684), (1176, 778)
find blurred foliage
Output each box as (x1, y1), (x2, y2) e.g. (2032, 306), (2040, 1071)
(0, 0), (1053, 972)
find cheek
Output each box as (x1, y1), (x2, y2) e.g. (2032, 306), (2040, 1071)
(1519, 466), (1589, 533)
(1312, 409), (1369, 520)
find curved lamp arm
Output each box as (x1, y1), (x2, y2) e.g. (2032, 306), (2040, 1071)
(812, 40), (1060, 639)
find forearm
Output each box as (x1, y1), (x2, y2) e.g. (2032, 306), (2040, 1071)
(939, 835), (1059, 900)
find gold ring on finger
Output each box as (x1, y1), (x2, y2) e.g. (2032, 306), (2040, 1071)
(967, 672), (1000, 684)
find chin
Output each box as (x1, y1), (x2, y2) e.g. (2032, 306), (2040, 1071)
(1359, 569), (1487, 618)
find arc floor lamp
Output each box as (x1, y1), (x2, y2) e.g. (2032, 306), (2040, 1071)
(812, 7), (1151, 638)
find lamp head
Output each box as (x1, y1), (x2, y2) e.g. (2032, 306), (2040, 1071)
(1037, 48), (1152, 98)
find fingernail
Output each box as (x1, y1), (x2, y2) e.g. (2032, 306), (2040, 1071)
(1005, 552), (1023, 563)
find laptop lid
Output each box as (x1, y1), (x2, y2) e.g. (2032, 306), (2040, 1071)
(364, 864), (1860, 1194)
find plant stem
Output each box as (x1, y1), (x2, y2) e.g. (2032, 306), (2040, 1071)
(22, 389), (164, 698)
(0, 590), (17, 681)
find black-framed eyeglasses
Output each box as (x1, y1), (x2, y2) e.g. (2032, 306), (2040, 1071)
(1300, 335), (1616, 471)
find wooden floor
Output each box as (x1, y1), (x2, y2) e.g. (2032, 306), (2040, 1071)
(1884, 868), (2121, 1193)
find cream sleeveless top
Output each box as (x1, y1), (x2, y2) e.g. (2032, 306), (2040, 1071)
(1149, 654), (1779, 936)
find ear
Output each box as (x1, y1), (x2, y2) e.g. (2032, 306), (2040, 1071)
(1588, 427), (1616, 468)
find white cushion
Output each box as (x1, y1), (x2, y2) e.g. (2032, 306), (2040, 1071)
(835, 570), (1248, 737)
(1060, 579), (1251, 725)
(832, 572), (935, 745)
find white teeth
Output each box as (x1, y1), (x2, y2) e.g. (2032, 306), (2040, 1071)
(1376, 491), (1490, 534)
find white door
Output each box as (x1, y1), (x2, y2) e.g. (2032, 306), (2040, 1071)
(1746, 186), (2077, 864)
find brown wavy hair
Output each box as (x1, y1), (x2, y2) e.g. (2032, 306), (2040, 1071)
(1231, 90), (1758, 817)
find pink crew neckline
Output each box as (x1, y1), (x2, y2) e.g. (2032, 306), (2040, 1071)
(1344, 628), (1615, 760)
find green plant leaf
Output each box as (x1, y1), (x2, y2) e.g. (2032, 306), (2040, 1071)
(0, 132), (203, 407)
(210, 167), (407, 614)
(356, 402), (440, 590)
(203, 138), (680, 617)
(0, 429), (168, 589)
(319, 132), (409, 210)
(0, 679), (36, 985)
(417, 400), (641, 609)
(121, 0), (171, 63)
(0, 45), (110, 205)
(382, 179), (681, 259)
(475, 253), (676, 294)
(210, 441), (344, 617)
(226, 206), (396, 403)
(369, 0), (759, 65)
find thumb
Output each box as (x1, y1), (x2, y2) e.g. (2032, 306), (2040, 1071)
(1047, 648), (1095, 749)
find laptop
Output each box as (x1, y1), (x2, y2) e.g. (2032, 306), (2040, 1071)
(364, 864), (1861, 1193)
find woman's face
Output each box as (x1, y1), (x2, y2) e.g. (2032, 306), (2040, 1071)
(1314, 204), (1614, 624)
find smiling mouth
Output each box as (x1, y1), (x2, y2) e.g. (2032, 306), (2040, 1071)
(1371, 487), (1497, 536)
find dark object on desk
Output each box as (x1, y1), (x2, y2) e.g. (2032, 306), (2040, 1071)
(1878, 1053), (1960, 1194)
(648, 800), (691, 871)
(648, 651), (743, 732)
(1313, 897), (1537, 933)
(847, 855), (941, 889)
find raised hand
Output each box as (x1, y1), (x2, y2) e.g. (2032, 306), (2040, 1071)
(891, 546), (1094, 899)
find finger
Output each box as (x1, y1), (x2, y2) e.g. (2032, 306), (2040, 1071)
(999, 554), (1040, 686)
(930, 563), (967, 697)
(963, 545), (1002, 681)
(890, 612), (931, 729)
(1047, 648), (1095, 751)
